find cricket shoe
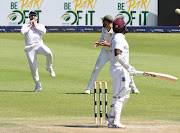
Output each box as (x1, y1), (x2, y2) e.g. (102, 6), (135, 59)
(34, 87), (42, 92)
(85, 90), (91, 94)
(131, 88), (140, 94)
(46, 68), (56, 78)
(105, 116), (114, 125)
(110, 123), (126, 129)
(108, 123), (114, 128)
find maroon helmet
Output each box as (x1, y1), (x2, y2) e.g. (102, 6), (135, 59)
(113, 18), (127, 33)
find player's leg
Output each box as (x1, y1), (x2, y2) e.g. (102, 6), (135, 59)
(26, 49), (42, 92)
(129, 76), (140, 94)
(113, 69), (130, 128)
(37, 44), (55, 78)
(85, 49), (110, 94)
(108, 68), (130, 128)
(108, 66), (124, 126)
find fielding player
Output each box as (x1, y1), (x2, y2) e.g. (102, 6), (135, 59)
(107, 18), (136, 128)
(21, 11), (55, 92)
(85, 15), (139, 94)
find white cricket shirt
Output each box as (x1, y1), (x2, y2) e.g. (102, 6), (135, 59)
(110, 33), (129, 67)
(99, 27), (114, 51)
(21, 23), (46, 46)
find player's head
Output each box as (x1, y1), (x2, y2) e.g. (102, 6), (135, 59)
(29, 11), (38, 20)
(113, 18), (127, 34)
(101, 15), (113, 27)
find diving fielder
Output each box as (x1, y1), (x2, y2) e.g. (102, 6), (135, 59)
(85, 15), (139, 94)
(107, 18), (136, 128)
(21, 11), (55, 92)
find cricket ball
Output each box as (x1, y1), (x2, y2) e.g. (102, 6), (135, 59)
(175, 8), (180, 15)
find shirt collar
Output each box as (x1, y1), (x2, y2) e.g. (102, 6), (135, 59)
(116, 33), (125, 38)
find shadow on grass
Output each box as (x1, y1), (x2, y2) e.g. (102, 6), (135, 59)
(0, 91), (86, 94)
(65, 93), (85, 95)
(55, 125), (107, 128)
(172, 95), (180, 97)
(0, 90), (34, 92)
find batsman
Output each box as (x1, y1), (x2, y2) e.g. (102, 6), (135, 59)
(107, 18), (137, 128)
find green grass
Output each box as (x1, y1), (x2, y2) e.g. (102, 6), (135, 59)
(0, 33), (179, 122)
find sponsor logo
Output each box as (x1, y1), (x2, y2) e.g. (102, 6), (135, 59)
(61, 0), (97, 26)
(8, 0), (43, 25)
(115, 0), (152, 26)
(144, 72), (156, 77)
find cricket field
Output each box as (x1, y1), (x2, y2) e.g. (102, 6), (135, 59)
(0, 33), (179, 133)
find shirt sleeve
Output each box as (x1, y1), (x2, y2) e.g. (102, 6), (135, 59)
(114, 38), (124, 51)
(35, 24), (46, 34)
(21, 24), (29, 35)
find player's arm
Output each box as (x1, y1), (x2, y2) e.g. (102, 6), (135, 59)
(34, 23), (46, 34)
(94, 41), (101, 48)
(115, 49), (130, 70)
(115, 49), (136, 76)
(100, 38), (110, 47)
(94, 28), (104, 48)
(21, 24), (32, 35)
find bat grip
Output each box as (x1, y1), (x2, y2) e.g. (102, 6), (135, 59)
(136, 71), (144, 75)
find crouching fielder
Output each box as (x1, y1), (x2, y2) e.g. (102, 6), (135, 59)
(21, 11), (55, 92)
(108, 18), (136, 128)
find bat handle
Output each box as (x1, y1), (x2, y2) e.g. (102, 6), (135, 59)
(136, 71), (144, 75)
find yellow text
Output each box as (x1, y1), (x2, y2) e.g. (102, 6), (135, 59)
(73, 0), (98, 12)
(126, 0), (152, 13)
(19, 0), (44, 12)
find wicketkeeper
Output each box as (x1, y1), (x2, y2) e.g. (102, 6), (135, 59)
(21, 11), (55, 92)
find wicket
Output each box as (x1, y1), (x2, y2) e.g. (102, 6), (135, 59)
(94, 81), (108, 124)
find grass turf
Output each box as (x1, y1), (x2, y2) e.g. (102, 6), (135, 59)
(0, 33), (179, 122)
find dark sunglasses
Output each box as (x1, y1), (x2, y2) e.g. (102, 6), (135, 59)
(29, 14), (37, 17)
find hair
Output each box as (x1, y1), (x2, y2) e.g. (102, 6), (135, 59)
(29, 11), (37, 16)
(114, 26), (126, 33)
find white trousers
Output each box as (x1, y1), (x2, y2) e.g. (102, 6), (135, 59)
(109, 66), (130, 96)
(87, 47), (111, 90)
(108, 66), (131, 124)
(26, 44), (53, 88)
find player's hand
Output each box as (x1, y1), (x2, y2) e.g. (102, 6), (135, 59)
(30, 20), (33, 25)
(101, 38), (107, 46)
(128, 66), (137, 76)
(94, 41), (100, 48)
(30, 20), (35, 26)
(33, 21), (37, 27)
(29, 21), (33, 28)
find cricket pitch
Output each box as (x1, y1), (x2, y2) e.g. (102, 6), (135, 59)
(0, 119), (179, 133)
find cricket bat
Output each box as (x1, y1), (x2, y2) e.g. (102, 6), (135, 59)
(136, 71), (178, 82)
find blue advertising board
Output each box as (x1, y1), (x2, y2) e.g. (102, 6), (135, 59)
(1, 26), (180, 33)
